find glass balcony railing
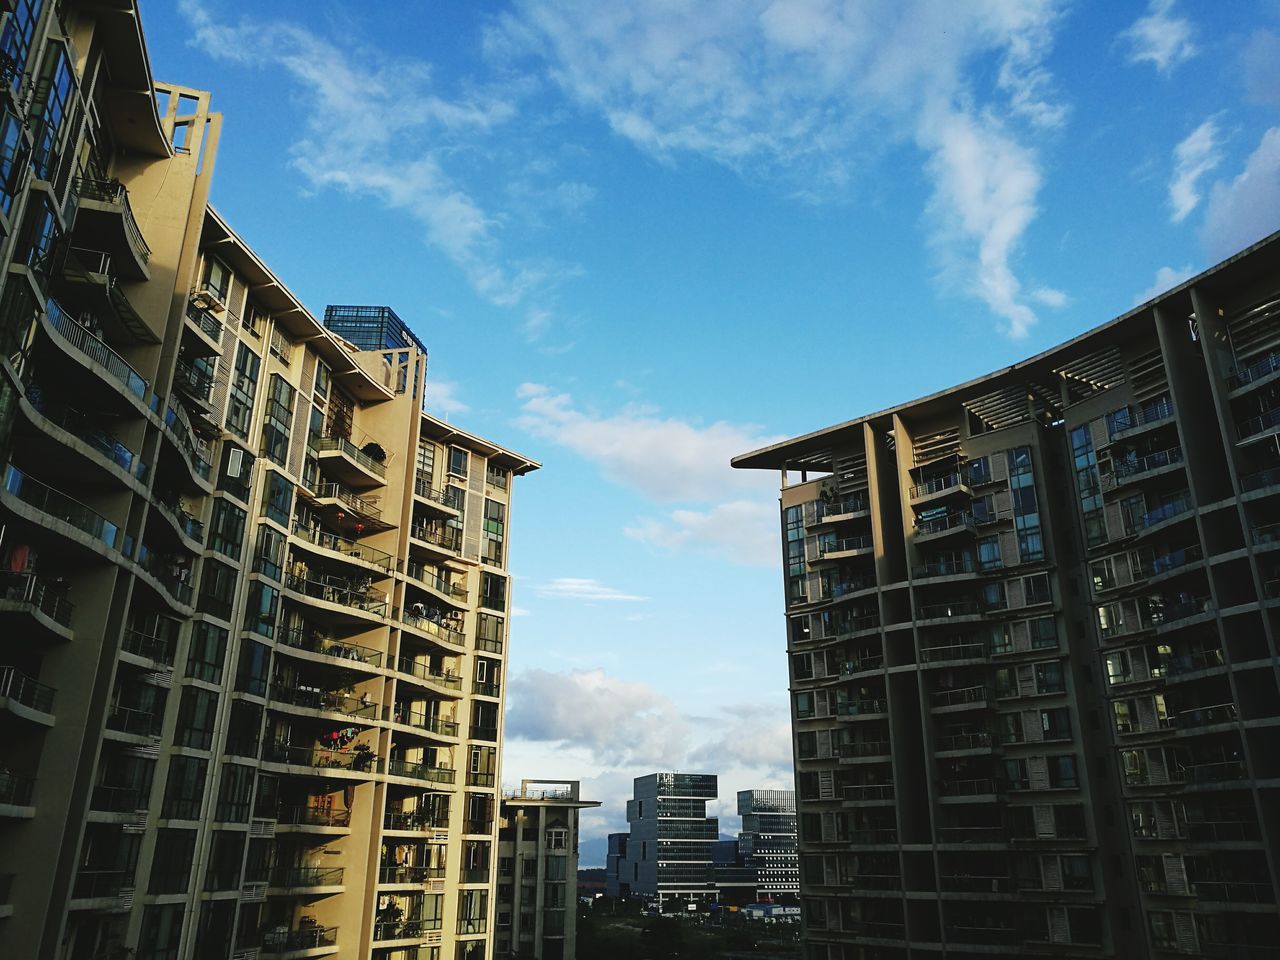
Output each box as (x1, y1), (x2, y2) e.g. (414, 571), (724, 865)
(160, 400), (213, 480)
(311, 436), (387, 478)
(26, 399), (143, 476)
(134, 543), (194, 605)
(915, 512), (975, 536)
(0, 666), (55, 713)
(1129, 497), (1193, 534)
(271, 866), (344, 888)
(0, 572), (74, 625)
(45, 299), (147, 399)
(3, 464), (121, 550)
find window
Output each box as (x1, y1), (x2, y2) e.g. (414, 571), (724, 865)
(977, 536), (1001, 570)
(458, 889), (488, 935)
(1023, 573), (1052, 605)
(1090, 557), (1115, 593)
(1035, 659), (1065, 694)
(1049, 754), (1079, 789)
(483, 498), (505, 567)
(260, 374), (295, 466)
(792, 652), (813, 681)
(187, 623), (228, 684)
(785, 505), (806, 603)
(313, 360), (331, 399)
(218, 445), (253, 502)
(243, 582), (279, 639)
(0, 0), (42, 84)
(1041, 707), (1071, 740)
(149, 829), (196, 894)
(995, 667), (1018, 698)
(982, 580), (1007, 610)
(416, 441), (436, 485)
(197, 559), (237, 620)
(208, 499), (246, 560)
(449, 446), (470, 478)
(486, 463), (509, 489)
(1008, 446), (1044, 562)
(254, 525), (285, 581)
(30, 45), (74, 181)
(999, 712), (1024, 744)
(162, 755), (208, 820)
(215, 763), (255, 822)
(325, 387), (354, 440)
(235, 640), (270, 697)
(1104, 650), (1132, 684)
(967, 456), (991, 485)
(262, 470), (293, 526)
(204, 831), (244, 891)
(0, 110), (29, 217)
(795, 691), (815, 719)
(137, 904), (184, 960)
(1061, 856), (1093, 891)
(972, 494), (996, 523)
(1003, 758), (1029, 790)
(204, 258), (231, 303)
(545, 857), (567, 880)
(477, 613), (504, 654)
(1113, 700), (1134, 734)
(480, 572), (507, 611)
(225, 343), (260, 440)
(176, 687), (219, 750)
(1028, 616), (1057, 650)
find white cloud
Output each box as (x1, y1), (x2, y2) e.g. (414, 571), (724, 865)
(177, 1), (578, 318)
(689, 702), (793, 772)
(505, 668), (688, 765)
(1241, 29), (1280, 107)
(510, 606), (532, 617)
(626, 499), (779, 566)
(424, 379), (469, 416)
(1118, 0), (1197, 74)
(1168, 119), (1222, 223)
(1202, 127), (1280, 261)
(534, 578), (648, 602)
(1133, 264), (1195, 307)
(515, 383), (781, 503)
(497, 0), (1068, 337)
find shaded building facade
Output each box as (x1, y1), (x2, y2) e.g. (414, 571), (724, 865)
(734, 233), (1280, 958)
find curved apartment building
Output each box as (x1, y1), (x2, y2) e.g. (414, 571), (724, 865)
(734, 232), (1280, 959)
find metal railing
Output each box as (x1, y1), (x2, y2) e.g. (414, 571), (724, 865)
(918, 600), (982, 620)
(291, 521), (393, 572)
(312, 435), (386, 478)
(816, 535), (872, 556)
(160, 398), (213, 480)
(410, 523), (461, 552)
(3, 464), (121, 550)
(915, 511), (975, 536)
(277, 627), (383, 667)
(276, 805), (351, 828)
(413, 472), (462, 509)
(134, 543), (194, 605)
(387, 758), (456, 783)
(1229, 350), (1280, 389)
(1177, 703), (1238, 727)
(46, 299), (147, 398)
(914, 557), (976, 578)
(284, 573), (388, 617)
(1112, 446), (1184, 479)
(71, 869), (130, 901)
(396, 658), (463, 690)
(185, 301), (223, 341)
(936, 731), (992, 751)
(29, 400), (141, 475)
(1239, 405), (1280, 439)
(90, 783), (147, 813)
(271, 866), (344, 888)
(384, 810), (449, 832)
(374, 919), (439, 941)
(106, 703), (160, 737)
(406, 559), (467, 598)
(263, 742), (379, 773)
(173, 357), (214, 401)
(819, 495), (869, 517)
(940, 777), (998, 796)
(261, 926), (337, 952)
(930, 684), (987, 708)
(1163, 648), (1224, 675)
(1130, 497), (1193, 534)
(0, 572), (73, 625)
(840, 698), (888, 717)
(910, 473), (964, 499)
(836, 739), (890, 758)
(0, 770), (34, 806)
(921, 641), (986, 662)
(1108, 397), (1174, 436)
(268, 684), (379, 720)
(73, 177), (152, 262)
(400, 609), (465, 647)
(0, 666), (55, 712)
(392, 708), (458, 737)
(311, 482), (382, 520)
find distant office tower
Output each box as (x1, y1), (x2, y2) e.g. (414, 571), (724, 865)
(614, 773), (720, 910)
(605, 832), (630, 898)
(734, 233), (1280, 958)
(0, 4), (539, 958)
(738, 789), (799, 900)
(494, 780), (600, 960)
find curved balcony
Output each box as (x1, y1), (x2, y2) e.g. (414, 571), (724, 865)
(386, 758), (456, 785)
(56, 247), (154, 344)
(399, 609), (465, 651)
(307, 482), (392, 531)
(150, 492), (204, 549)
(158, 399), (214, 485)
(133, 543), (195, 610)
(263, 742), (379, 777)
(283, 573), (388, 622)
(311, 436), (386, 489)
(120, 627), (176, 668)
(17, 395), (147, 486)
(0, 666), (55, 724)
(2, 463), (123, 555)
(390, 707), (459, 741)
(0, 572), (74, 639)
(71, 178), (151, 279)
(394, 658), (463, 697)
(43, 299), (148, 404)
(290, 522), (393, 574)
(267, 684), (380, 723)
(276, 628), (383, 671)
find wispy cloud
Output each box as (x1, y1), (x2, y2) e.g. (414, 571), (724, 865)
(535, 578), (648, 602)
(1202, 127), (1280, 261)
(496, 0), (1069, 338)
(626, 499), (779, 567)
(515, 383), (780, 503)
(177, 0), (579, 328)
(1133, 264), (1194, 307)
(424, 379), (470, 416)
(1168, 119), (1222, 223)
(1118, 0), (1197, 75)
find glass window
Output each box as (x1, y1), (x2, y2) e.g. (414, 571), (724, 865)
(254, 525), (285, 581)
(137, 903), (185, 960)
(1023, 573), (1052, 604)
(176, 687), (219, 750)
(197, 559), (237, 620)
(0, 110), (28, 217)
(262, 470), (293, 526)
(225, 343), (260, 440)
(187, 623), (228, 684)
(30, 44), (73, 181)
(483, 498), (505, 567)
(1028, 616), (1057, 649)
(977, 535), (1001, 570)
(215, 763), (255, 822)
(449, 446), (470, 478)
(243, 582), (279, 639)
(148, 829), (196, 895)
(1049, 754), (1079, 789)
(260, 374), (295, 466)
(480, 572), (507, 611)
(235, 640), (270, 697)
(208, 499), (246, 560)
(162, 755), (208, 820)
(1035, 659), (1065, 694)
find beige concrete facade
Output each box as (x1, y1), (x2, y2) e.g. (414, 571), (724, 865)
(735, 232), (1280, 959)
(494, 781), (599, 960)
(0, 3), (538, 959)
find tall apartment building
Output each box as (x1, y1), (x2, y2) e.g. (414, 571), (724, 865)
(0, 3), (538, 959)
(738, 789), (799, 901)
(734, 232), (1280, 959)
(494, 780), (600, 960)
(612, 773), (720, 911)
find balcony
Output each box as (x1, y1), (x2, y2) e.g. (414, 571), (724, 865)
(307, 482), (388, 528)
(1186, 818), (1261, 842)
(69, 869), (133, 908)
(1155, 596), (1213, 628)
(840, 653), (885, 676)
(816, 535), (873, 559)
(311, 436), (386, 488)
(1164, 649), (1225, 678)
(1109, 446), (1184, 486)
(930, 685), (988, 710)
(89, 783), (148, 814)
(387, 758), (456, 784)
(276, 806), (351, 830)
(268, 684), (379, 722)
(839, 697), (888, 719)
(914, 557), (977, 579)
(374, 919), (442, 943)
(0, 770), (34, 809)
(159, 399), (214, 482)
(836, 739), (891, 760)
(261, 925), (338, 956)
(400, 609), (465, 649)
(1183, 759), (1247, 783)
(941, 874), (1013, 893)
(269, 867), (345, 892)
(0, 666), (55, 719)
(378, 865), (446, 886)
(173, 356), (214, 405)
(1229, 351), (1280, 390)
(939, 778), (998, 798)
(21, 398), (146, 481)
(910, 473), (970, 503)
(936, 731), (993, 752)
(71, 179), (151, 278)
(134, 544), (195, 607)
(121, 627), (175, 667)
(391, 708), (459, 739)
(914, 511), (976, 540)
(56, 247), (153, 344)
(45, 299), (147, 401)
(277, 628), (383, 669)
(151, 492), (205, 546)
(284, 573), (388, 619)
(263, 742), (379, 774)
(290, 521), (393, 574)
(405, 560), (467, 602)
(106, 703), (161, 738)
(1195, 881), (1276, 904)
(395, 658), (463, 693)
(1107, 397), (1176, 442)
(413, 473), (462, 512)
(816, 495), (870, 521)
(184, 301), (223, 351)
(0, 572), (74, 631)
(917, 600), (982, 622)
(2, 464), (122, 552)
(410, 523), (461, 554)
(1130, 497), (1194, 535)
(1177, 702), (1238, 730)
(921, 641), (986, 664)
(1238, 405), (1280, 441)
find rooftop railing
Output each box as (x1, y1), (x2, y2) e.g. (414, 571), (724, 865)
(0, 666), (55, 713)
(45, 299), (147, 399)
(3, 464), (121, 550)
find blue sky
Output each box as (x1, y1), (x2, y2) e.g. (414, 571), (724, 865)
(149, 1), (1280, 861)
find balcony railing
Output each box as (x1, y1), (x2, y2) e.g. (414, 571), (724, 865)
(839, 698), (888, 717)
(817, 535), (872, 557)
(0, 572), (74, 626)
(1186, 818), (1261, 842)
(106, 703), (161, 737)
(392, 708), (458, 737)
(387, 758), (456, 784)
(160, 400), (213, 480)
(284, 573), (388, 617)
(311, 436), (387, 478)
(1108, 397), (1175, 436)
(122, 629), (177, 665)
(276, 805), (352, 828)
(936, 731), (992, 751)
(921, 641), (986, 662)
(915, 512), (975, 536)
(910, 473), (964, 499)
(0, 770), (34, 806)
(1155, 596), (1213, 626)
(1177, 703), (1238, 728)
(262, 926), (337, 952)
(73, 177), (152, 263)
(406, 560), (467, 599)
(384, 810), (449, 832)
(400, 609), (465, 647)
(836, 739), (890, 759)
(1163, 648), (1224, 676)
(410, 523), (461, 552)
(271, 866), (344, 888)
(396, 658), (463, 691)
(841, 654), (885, 675)
(30, 400), (142, 476)
(71, 869), (130, 901)
(0, 666), (55, 713)
(1195, 881), (1276, 904)
(1184, 759), (1247, 783)
(311, 482), (382, 520)
(268, 684), (379, 720)
(90, 783), (147, 813)
(379, 864), (447, 885)
(185, 301), (223, 341)
(914, 557), (976, 578)
(3, 464), (122, 550)
(263, 742), (378, 773)
(173, 356), (214, 402)
(942, 874), (1012, 892)
(290, 521), (393, 572)
(1112, 445), (1184, 480)
(134, 543), (194, 605)
(277, 627), (383, 667)
(1130, 497), (1193, 533)
(819, 495), (869, 517)
(413, 473), (462, 509)
(918, 600), (982, 620)
(1229, 351), (1280, 389)
(45, 299), (147, 399)
(1238, 405), (1280, 439)
(940, 777), (998, 796)
(1140, 544), (1203, 578)
(374, 919), (440, 941)
(931, 684), (987, 708)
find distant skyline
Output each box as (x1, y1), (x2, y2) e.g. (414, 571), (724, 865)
(149, 0), (1280, 847)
